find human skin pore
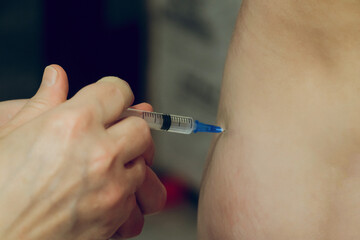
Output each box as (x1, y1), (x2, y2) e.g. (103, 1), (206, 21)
(198, 0), (360, 239)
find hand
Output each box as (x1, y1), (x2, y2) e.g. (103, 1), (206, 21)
(0, 65), (166, 240)
(0, 99), (27, 127)
(110, 103), (167, 239)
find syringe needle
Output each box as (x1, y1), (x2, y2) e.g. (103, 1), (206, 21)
(120, 108), (223, 135)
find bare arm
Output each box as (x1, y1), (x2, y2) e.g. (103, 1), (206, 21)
(198, 1), (360, 239)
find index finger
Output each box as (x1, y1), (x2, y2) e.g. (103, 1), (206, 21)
(130, 102), (154, 166)
(130, 102), (153, 112)
(70, 77), (134, 125)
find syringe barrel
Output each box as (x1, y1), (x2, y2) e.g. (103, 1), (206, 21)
(120, 109), (194, 134)
(166, 114), (194, 134)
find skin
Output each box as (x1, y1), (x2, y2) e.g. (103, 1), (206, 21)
(0, 65), (166, 240)
(198, 1), (360, 239)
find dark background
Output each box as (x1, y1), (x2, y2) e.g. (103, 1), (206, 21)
(0, 0), (148, 102)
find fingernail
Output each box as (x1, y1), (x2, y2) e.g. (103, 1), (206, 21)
(42, 66), (57, 87)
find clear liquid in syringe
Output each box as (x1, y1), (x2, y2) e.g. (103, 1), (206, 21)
(120, 108), (223, 134)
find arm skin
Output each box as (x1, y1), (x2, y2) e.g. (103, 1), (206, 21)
(198, 1), (360, 239)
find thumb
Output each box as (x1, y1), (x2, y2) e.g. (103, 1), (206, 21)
(6, 64), (69, 130)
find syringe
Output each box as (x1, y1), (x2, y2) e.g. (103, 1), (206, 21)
(119, 108), (223, 134)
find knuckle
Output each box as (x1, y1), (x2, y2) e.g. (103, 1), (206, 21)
(68, 106), (95, 125)
(133, 158), (146, 188)
(101, 184), (124, 210)
(96, 77), (135, 110)
(121, 81), (134, 99)
(143, 141), (155, 166)
(114, 139), (126, 157)
(77, 105), (96, 120)
(135, 118), (151, 141)
(141, 127), (152, 149)
(137, 159), (147, 177)
(89, 143), (115, 176)
(125, 157), (146, 191)
(122, 118), (152, 156)
(101, 80), (134, 107)
(29, 97), (51, 110)
(44, 107), (94, 137)
(119, 81), (134, 104)
(104, 81), (122, 96)
(99, 181), (129, 212)
(93, 142), (114, 161)
(126, 194), (138, 211)
(99, 77), (132, 95)
(43, 111), (71, 131)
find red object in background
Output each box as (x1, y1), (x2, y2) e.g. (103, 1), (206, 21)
(161, 176), (189, 208)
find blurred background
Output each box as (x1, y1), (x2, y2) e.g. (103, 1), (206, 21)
(0, 0), (241, 239)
